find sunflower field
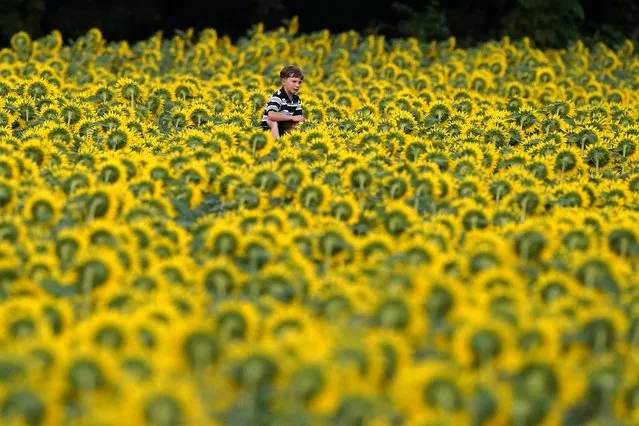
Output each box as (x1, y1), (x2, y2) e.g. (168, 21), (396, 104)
(1, 18), (639, 426)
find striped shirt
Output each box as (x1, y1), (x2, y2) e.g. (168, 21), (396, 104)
(260, 87), (303, 129)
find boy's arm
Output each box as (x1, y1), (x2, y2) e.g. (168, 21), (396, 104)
(267, 111), (298, 122)
(288, 99), (304, 123)
(264, 95), (286, 120)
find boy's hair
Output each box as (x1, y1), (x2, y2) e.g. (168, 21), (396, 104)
(280, 65), (304, 81)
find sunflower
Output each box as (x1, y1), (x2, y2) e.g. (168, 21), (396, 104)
(78, 184), (128, 221)
(598, 180), (633, 208)
(73, 246), (122, 306)
(380, 172), (410, 201)
(201, 257), (243, 298)
(0, 155), (20, 180)
(0, 180), (19, 213)
(572, 249), (630, 299)
(262, 304), (316, 344)
(313, 218), (355, 270)
(23, 189), (64, 225)
(604, 220), (639, 258)
(576, 305), (628, 356)
(584, 142), (612, 174)
(129, 176), (161, 200)
(327, 193), (360, 225)
(0, 298), (54, 342)
(452, 309), (518, 371)
(104, 126), (137, 151)
(256, 261), (305, 304)
(516, 317), (562, 361)
(353, 233), (394, 265)
(178, 160), (209, 192)
(392, 360), (470, 424)
(553, 182), (592, 208)
(208, 301), (260, 344)
(150, 255), (198, 288)
(0, 384), (63, 426)
(96, 158), (128, 185)
(118, 350), (157, 383)
(21, 141), (53, 169)
(503, 182), (546, 222)
(409, 171), (444, 211)
(115, 77), (144, 108)
(126, 379), (200, 426)
(284, 362), (341, 414)
(204, 221), (241, 257)
(344, 164), (374, 194)
(297, 182), (330, 213)
(75, 312), (134, 353)
(225, 342), (285, 394)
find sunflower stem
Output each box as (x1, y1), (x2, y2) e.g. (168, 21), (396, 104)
(413, 187), (422, 211)
(390, 183), (400, 199)
(519, 198), (529, 223)
(585, 267), (596, 290)
(323, 240), (332, 275)
(194, 369), (215, 421)
(87, 198), (104, 221)
(521, 240), (530, 263)
(620, 238), (629, 259)
(69, 180), (79, 195)
(61, 244), (73, 267)
(216, 279), (227, 298)
(631, 325), (639, 348)
(304, 193), (315, 209)
(594, 325), (607, 356)
(81, 267), (94, 320)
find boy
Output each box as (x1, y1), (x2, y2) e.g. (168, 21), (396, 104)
(260, 65), (305, 139)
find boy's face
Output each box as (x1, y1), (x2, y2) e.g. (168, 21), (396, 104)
(282, 75), (303, 95)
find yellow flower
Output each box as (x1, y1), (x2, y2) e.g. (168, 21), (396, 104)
(383, 200), (419, 236)
(23, 189), (64, 224)
(392, 360), (470, 424)
(297, 182), (330, 212)
(452, 309), (518, 371)
(0, 180), (18, 212)
(326, 193), (360, 224)
(126, 379), (200, 426)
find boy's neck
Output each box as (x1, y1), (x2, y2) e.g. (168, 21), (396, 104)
(282, 86), (293, 98)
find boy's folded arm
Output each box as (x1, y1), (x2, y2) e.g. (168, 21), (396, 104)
(267, 111), (296, 122)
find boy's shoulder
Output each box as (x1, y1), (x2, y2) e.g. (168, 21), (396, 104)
(271, 87), (301, 101)
(268, 88), (283, 100)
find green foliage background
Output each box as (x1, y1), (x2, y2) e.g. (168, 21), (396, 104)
(2, 0), (639, 48)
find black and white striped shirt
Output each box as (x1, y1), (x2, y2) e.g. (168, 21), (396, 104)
(260, 87), (303, 129)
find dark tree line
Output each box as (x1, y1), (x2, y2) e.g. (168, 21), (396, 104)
(3, 0), (639, 48)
